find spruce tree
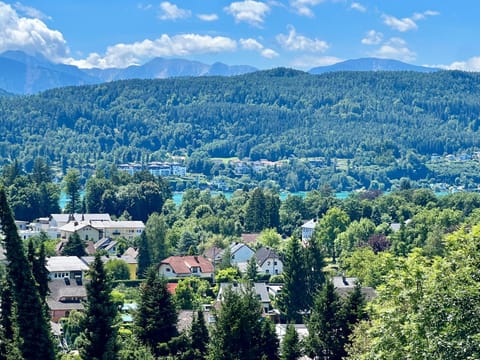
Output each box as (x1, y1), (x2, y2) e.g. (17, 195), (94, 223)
(190, 309), (209, 359)
(135, 267), (178, 356)
(305, 282), (347, 360)
(276, 237), (307, 322)
(0, 188), (56, 360)
(280, 323), (302, 360)
(137, 231), (151, 278)
(304, 236), (326, 309)
(0, 279), (20, 360)
(61, 232), (87, 257)
(258, 318), (280, 360)
(77, 253), (118, 360)
(245, 255), (258, 282)
(34, 243), (50, 299)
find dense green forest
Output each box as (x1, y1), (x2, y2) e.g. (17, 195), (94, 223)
(1, 69), (480, 190)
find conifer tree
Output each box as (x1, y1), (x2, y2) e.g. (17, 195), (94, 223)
(258, 318), (280, 360)
(0, 279), (21, 360)
(276, 237), (307, 322)
(135, 267), (178, 356)
(61, 232), (87, 257)
(305, 281), (347, 360)
(77, 253), (118, 360)
(280, 323), (302, 360)
(190, 309), (209, 359)
(245, 255), (258, 282)
(34, 242), (50, 299)
(137, 231), (151, 278)
(0, 188), (56, 360)
(304, 236), (326, 308)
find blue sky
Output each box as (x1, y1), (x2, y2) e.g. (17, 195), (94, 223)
(0, 0), (479, 70)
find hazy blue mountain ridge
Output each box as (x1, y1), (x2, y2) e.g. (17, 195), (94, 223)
(309, 58), (439, 74)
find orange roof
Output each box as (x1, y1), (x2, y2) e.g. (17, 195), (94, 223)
(161, 256), (214, 274)
(166, 283), (178, 295)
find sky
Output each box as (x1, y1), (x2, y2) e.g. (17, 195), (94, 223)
(0, 0), (479, 71)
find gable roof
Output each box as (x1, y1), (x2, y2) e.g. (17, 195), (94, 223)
(50, 213), (111, 224)
(160, 255), (214, 274)
(302, 219), (317, 229)
(59, 221), (98, 233)
(241, 233), (260, 244)
(230, 242), (254, 255)
(255, 247), (280, 266)
(123, 247), (139, 259)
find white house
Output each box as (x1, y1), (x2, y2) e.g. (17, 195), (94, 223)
(59, 221), (101, 242)
(159, 255), (214, 279)
(301, 219), (317, 244)
(255, 247), (283, 275)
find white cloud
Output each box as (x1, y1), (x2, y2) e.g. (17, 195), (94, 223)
(291, 55), (343, 70)
(431, 57), (480, 72)
(261, 48), (279, 58)
(240, 38), (264, 51)
(68, 34), (237, 69)
(158, 2), (191, 20)
(0, 2), (69, 61)
(240, 38), (278, 58)
(197, 13), (219, 22)
(351, 2), (366, 13)
(224, 0), (270, 26)
(290, 0), (324, 17)
(13, 2), (50, 20)
(382, 10), (439, 32)
(361, 30), (383, 45)
(370, 37), (416, 62)
(276, 25), (329, 52)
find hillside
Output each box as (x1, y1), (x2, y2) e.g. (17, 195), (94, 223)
(309, 58), (439, 74)
(1, 69), (480, 189)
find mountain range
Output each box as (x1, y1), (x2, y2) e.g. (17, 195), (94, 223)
(0, 51), (440, 94)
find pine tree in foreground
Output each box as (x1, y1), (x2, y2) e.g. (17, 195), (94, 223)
(190, 309), (209, 359)
(0, 188), (55, 360)
(77, 253), (118, 360)
(135, 267), (178, 357)
(280, 323), (302, 360)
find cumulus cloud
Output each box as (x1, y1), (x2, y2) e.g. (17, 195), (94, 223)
(276, 25), (329, 52)
(370, 37), (416, 62)
(291, 55), (343, 69)
(224, 0), (270, 26)
(290, 0), (324, 17)
(197, 13), (219, 22)
(0, 2), (69, 61)
(240, 38), (278, 58)
(431, 57), (480, 72)
(68, 34), (237, 69)
(351, 2), (366, 12)
(13, 2), (50, 20)
(361, 30), (383, 45)
(382, 10), (439, 32)
(158, 2), (191, 20)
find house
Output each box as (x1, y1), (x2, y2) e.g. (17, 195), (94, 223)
(216, 282), (272, 314)
(59, 221), (100, 242)
(241, 233), (260, 245)
(203, 246), (223, 264)
(94, 237), (118, 255)
(49, 213), (111, 229)
(123, 247), (139, 259)
(45, 256), (90, 322)
(332, 276), (376, 301)
(89, 220), (145, 240)
(228, 242), (255, 265)
(159, 255), (214, 279)
(255, 247), (283, 275)
(301, 219), (317, 244)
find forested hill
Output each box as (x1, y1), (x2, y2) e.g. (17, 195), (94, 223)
(1, 69), (480, 169)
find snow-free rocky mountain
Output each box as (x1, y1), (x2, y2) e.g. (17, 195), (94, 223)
(0, 51), (257, 94)
(0, 51), (441, 94)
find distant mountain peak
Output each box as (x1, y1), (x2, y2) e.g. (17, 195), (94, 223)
(309, 58), (439, 74)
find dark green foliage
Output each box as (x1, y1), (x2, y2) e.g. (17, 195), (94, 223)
(305, 282), (347, 360)
(136, 231), (151, 278)
(304, 236), (326, 308)
(77, 253), (118, 360)
(245, 255), (258, 282)
(104, 258), (130, 280)
(0, 279), (16, 354)
(61, 232), (87, 257)
(0, 188), (56, 360)
(32, 242), (50, 299)
(63, 168), (82, 213)
(134, 268), (178, 357)
(208, 286), (278, 360)
(190, 309), (209, 359)
(280, 323), (302, 360)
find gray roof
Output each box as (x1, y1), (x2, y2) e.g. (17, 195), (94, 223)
(217, 282), (271, 304)
(230, 242), (254, 255)
(46, 256), (89, 273)
(81, 255), (137, 265)
(50, 213), (111, 223)
(255, 247), (280, 266)
(47, 279), (87, 311)
(332, 276), (377, 301)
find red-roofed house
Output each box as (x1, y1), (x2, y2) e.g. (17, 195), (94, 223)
(159, 256), (214, 279)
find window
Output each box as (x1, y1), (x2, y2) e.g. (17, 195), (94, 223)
(267, 261), (271, 266)
(166, 268), (171, 272)
(274, 261), (278, 265)
(191, 267), (199, 273)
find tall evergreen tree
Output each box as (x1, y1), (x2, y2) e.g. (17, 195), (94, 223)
(277, 237), (308, 322)
(34, 242), (50, 299)
(208, 286), (277, 360)
(0, 188), (55, 360)
(61, 232), (87, 257)
(244, 187), (267, 232)
(245, 255), (258, 282)
(258, 318), (280, 360)
(280, 322), (302, 360)
(63, 168), (82, 213)
(190, 309), (209, 359)
(0, 279), (20, 360)
(77, 253), (118, 360)
(305, 282), (347, 360)
(137, 231), (151, 278)
(135, 267), (178, 357)
(304, 236), (326, 309)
